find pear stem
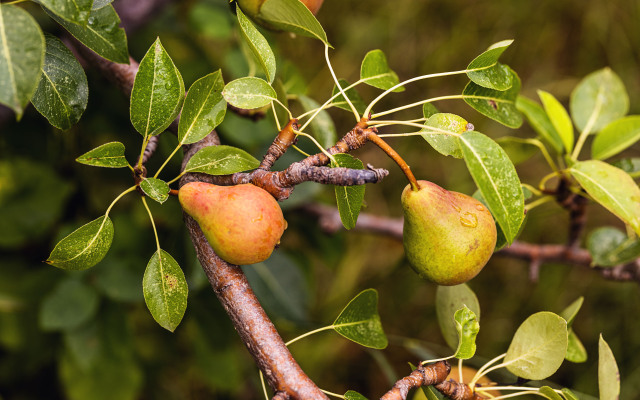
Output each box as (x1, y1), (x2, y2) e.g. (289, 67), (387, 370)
(367, 131), (419, 191)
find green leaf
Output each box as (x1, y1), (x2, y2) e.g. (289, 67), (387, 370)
(257, 0), (330, 46)
(571, 68), (629, 135)
(222, 77), (276, 109)
(76, 142), (130, 168)
(32, 34), (88, 130)
(236, 7), (276, 83)
(453, 306), (479, 359)
(332, 154), (365, 230)
(344, 390), (368, 400)
(473, 189), (528, 251)
(330, 79), (366, 115)
(538, 90), (574, 153)
(466, 39), (514, 90)
(39, 279), (99, 332)
(436, 284), (480, 351)
(360, 49), (403, 92)
(92, 0), (113, 9)
(592, 116), (640, 160)
(297, 95), (337, 148)
(459, 131), (524, 244)
(462, 67), (522, 128)
(598, 335), (620, 400)
(423, 103), (439, 119)
(504, 311), (568, 380)
(49, 5), (128, 64)
(566, 330), (587, 363)
(421, 113), (467, 158)
(143, 249), (188, 332)
(332, 289), (388, 349)
(612, 158), (640, 178)
(569, 160), (640, 236)
(47, 215), (114, 271)
(586, 227), (640, 267)
(539, 386), (564, 400)
(561, 388), (580, 400)
(35, 0), (93, 25)
(183, 145), (260, 175)
(0, 4), (45, 119)
(516, 95), (564, 153)
(496, 136), (540, 165)
(140, 178), (170, 204)
(178, 71), (227, 145)
(130, 38), (184, 138)
(559, 297), (583, 328)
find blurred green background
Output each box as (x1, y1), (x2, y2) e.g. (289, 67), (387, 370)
(1, 0), (639, 399)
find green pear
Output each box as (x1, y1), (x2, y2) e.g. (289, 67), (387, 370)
(402, 180), (497, 285)
(179, 182), (287, 265)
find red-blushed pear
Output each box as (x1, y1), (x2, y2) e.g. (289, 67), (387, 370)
(179, 182), (287, 265)
(401, 180), (497, 286)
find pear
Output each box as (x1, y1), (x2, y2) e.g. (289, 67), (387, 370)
(179, 182), (287, 265)
(402, 180), (496, 285)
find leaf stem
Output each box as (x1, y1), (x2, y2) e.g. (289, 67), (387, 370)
(525, 195), (554, 212)
(137, 135), (151, 169)
(154, 144), (181, 179)
(324, 45), (360, 122)
(285, 325), (335, 347)
(420, 355), (454, 365)
(570, 90), (604, 161)
(458, 358), (464, 383)
(294, 129), (337, 165)
(104, 186), (137, 217)
(141, 196), (161, 253)
(259, 371), (269, 400)
(469, 352), (506, 388)
(367, 132), (419, 191)
(538, 171), (562, 192)
(371, 95), (463, 119)
(319, 389), (346, 399)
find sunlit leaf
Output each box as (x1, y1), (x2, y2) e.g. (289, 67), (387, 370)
(183, 145), (260, 175)
(538, 90), (573, 153)
(39, 279), (99, 331)
(436, 284), (480, 351)
(92, 0), (113, 10)
(297, 95), (337, 148)
(76, 142), (129, 168)
(466, 39), (514, 90)
(344, 390), (368, 400)
(423, 103), (439, 119)
(236, 7), (276, 83)
(140, 178), (170, 204)
(47, 215), (114, 271)
(256, 0), (330, 46)
(333, 289), (388, 349)
(222, 77), (276, 109)
(539, 386), (563, 400)
(566, 330), (587, 363)
(462, 67), (522, 128)
(598, 335), (620, 400)
(360, 49), (403, 92)
(178, 71), (226, 145)
(330, 79), (366, 115)
(35, 0), (92, 25)
(516, 95), (564, 153)
(143, 249), (188, 332)
(453, 306), (479, 359)
(559, 297), (583, 328)
(561, 388), (580, 400)
(587, 227), (640, 267)
(332, 154), (365, 230)
(421, 113), (467, 158)
(592, 116), (640, 160)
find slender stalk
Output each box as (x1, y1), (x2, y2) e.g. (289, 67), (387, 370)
(295, 79), (363, 123)
(320, 389), (346, 399)
(141, 197), (161, 252)
(154, 143), (181, 179)
(420, 355), (454, 365)
(371, 95), (463, 119)
(469, 353), (506, 388)
(458, 358), (464, 383)
(525, 195), (554, 211)
(285, 325), (335, 347)
(324, 45), (360, 122)
(105, 186), (137, 217)
(570, 94), (603, 160)
(137, 135), (151, 169)
(367, 132), (419, 191)
(538, 171), (562, 192)
(487, 391), (544, 400)
(294, 130), (337, 165)
(271, 102), (282, 132)
(521, 183), (543, 196)
(259, 371), (269, 400)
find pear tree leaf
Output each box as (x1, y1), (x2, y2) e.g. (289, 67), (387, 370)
(587, 227), (640, 267)
(423, 103), (439, 119)
(453, 306), (479, 360)
(48, 5), (128, 64)
(569, 160), (640, 236)
(504, 311), (568, 380)
(473, 189), (528, 251)
(592, 116), (640, 160)
(76, 142), (130, 168)
(330, 79), (366, 115)
(571, 68), (629, 135)
(32, 34), (88, 130)
(466, 39), (514, 90)
(297, 95), (337, 148)
(47, 215), (114, 270)
(462, 67), (522, 128)
(360, 49), (403, 92)
(539, 386), (564, 400)
(331, 154), (365, 230)
(496, 136), (540, 165)
(332, 289), (388, 349)
(257, 0), (329, 46)
(421, 113), (468, 158)
(598, 335), (620, 400)
(612, 158), (640, 178)
(39, 279), (99, 332)
(178, 71), (227, 145)
(236, 7), (276, 83)
(92, 0), (113, 9)
(537, 90), (574, 153)
(143, 249), (188, 332)
(0, 4), (45, 119)
(184, 145), (260, 175)
(222, 77), (276, 109)
(559, 297), (583, 328)
(344, 390), (368, 400)
(459, 131), (525, 244)
(561, 388), (579, 400)
(130, 38), (184, 138)
(436, 284), (480, 351)
(35, 0), (93, 25)
(140, 178), (170, 204)
(566, 330), (588, 363)
(516, 95), (564, 153)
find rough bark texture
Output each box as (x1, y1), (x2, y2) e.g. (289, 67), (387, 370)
(380, 361), (451, 400)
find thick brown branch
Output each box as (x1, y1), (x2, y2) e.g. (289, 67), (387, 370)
(434, 380), (486, 400)
(380, 361), (451, 400)
(260, 119), (299, 170)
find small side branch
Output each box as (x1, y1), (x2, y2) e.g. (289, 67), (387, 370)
(260, 119), (300, 171)
(380, 361), (451, 400)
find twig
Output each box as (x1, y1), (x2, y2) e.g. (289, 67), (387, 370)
(380, 361), (451, 400)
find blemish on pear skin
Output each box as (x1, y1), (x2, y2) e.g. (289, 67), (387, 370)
(460, 212), (478, 228)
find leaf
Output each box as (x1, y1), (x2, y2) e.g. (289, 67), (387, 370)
(561, 388), (580, 400)
(539, 386), (564, 400)
(612, 158), (640, 178)
(47, 215), (114, 271)
(538, 90), (574, 153)
(516, 95), (564, 153)
(453, 306), (479, 359)
(39, 279), (99, 332)
(92, 0), (113, 9)
(462, 67), (522, 128)
(592, 116), (640, 160)
(504, 311), (568, 380)
(473, 189), (528, 251)
(140, 178), (170, 204)
(421, 113), (467, 158)
(236, 7), (276, 83)
(330, 79), (366, 115)
(566, 330), (587, 363)
(423, 103), (439, 119)
(332, 154), (365, 230)
(32, 34), (88, 130)
(0, 4), (45, 119)
(183, 145), (259, 175)
(143, 249), (188, 332)
(344, 390), (368, 400)
(130, 38), (184, 138)
(569, 160), (640, 236)
(598, 335), (620, 400)
(436, 284), (480, 350)
(35, 0), (92, 25)
(586, 227), (640, 267)
(297, 95), (337, 148)
(332, 289), (388, 349)
(222, 77), (276, 109)
(466, 39), (514, 90)
(459, 131), (524, 244)
(559, 297), (583, 328)
(178, 71), (227, 145)
(76, 142), (130, 168)
(257, 0), (330, 46)
(360, 49), (403, 92)
(571, 68), (629, 135)
(496, 137), (539, 165)
(49, 5), (128, 64)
